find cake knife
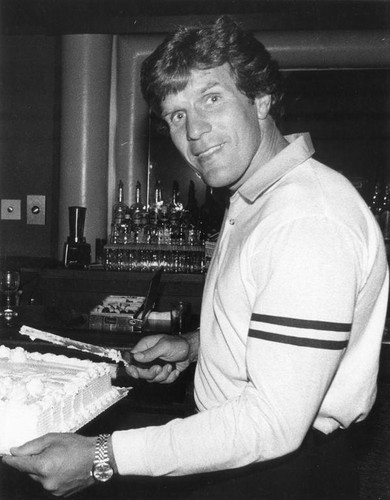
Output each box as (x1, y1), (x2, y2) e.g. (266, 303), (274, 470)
(19, 325), (171, 369)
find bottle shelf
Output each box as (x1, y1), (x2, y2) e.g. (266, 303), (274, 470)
(104, 243), (205, 274)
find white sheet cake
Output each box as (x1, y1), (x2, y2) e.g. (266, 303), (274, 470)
(0, 345), (128, 455)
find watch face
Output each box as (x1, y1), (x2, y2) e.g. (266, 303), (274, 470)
(93, 462), (114, 482)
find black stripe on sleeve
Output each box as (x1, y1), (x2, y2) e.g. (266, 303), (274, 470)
(251, 314), (352, 332)
(248, 329), (348, 350)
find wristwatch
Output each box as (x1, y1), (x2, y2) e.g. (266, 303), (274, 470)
(91, 434), (114, 482)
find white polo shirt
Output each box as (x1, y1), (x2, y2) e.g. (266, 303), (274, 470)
(112, 133), (388, 477)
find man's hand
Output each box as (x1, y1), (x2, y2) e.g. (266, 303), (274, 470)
(2, 433), (96, 497)
(125, 333), (192, 383)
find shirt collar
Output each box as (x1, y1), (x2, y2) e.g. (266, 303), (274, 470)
(237, 132), (315, 203)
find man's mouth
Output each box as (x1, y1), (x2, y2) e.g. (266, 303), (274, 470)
(195, 143), (225, 159)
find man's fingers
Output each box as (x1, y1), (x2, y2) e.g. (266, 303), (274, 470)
(126, 365), (139, 378)
(146, 363), (174, 383)
(160, 368), (182, 384)
(8, 433), (61, 457)
(3, 454), (40, 475)
(29, 474), (42, 483)
(130, 334), (166, 354)
(132, 341), (168, 363)
(126, 364), (163, 381)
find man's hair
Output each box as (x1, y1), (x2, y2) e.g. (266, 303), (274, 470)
(141, 16), (283, 119)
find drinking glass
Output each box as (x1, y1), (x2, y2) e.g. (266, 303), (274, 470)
(0, 270), (20, 320)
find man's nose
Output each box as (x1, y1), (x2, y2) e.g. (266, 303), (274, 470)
(186, 111), (211, 141)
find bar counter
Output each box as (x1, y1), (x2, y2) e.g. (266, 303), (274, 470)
(1, 306), (390, 499)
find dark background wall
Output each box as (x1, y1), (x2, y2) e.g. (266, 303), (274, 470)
(0, 0), (389, 265)
(0, 34), (61, 262)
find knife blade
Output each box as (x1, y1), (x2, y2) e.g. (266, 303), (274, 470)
(133, 267), (163, 320)
(19, 325), (172, 369)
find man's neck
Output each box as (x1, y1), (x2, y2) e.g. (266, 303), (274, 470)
(229, 118), (288, 195)
(255, 118), (288, 168)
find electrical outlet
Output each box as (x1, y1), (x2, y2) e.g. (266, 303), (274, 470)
(27, 195), (46, 225)
(1, 199), (21, 220)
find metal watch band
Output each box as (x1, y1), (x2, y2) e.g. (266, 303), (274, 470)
(91, 434), (114, 483)
(94, 434), (110, 464)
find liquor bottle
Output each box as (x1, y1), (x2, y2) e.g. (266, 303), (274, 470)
(380, 184), (390, 241)
(159, 196), (171, 245)
(165, 181), (182, 244)
(130, 181), (148, 243)
(368, 181), (383, 223)
(169, 181), (183, 217)
(149, 180), (162, 226)
(183, 180), (200, 245)
(122, 211), (132, 244)
(110, 215), (122, 244)
(146, 181), (161, 244)
(130, 182), (145, 224)
(112, 180), (128, 225)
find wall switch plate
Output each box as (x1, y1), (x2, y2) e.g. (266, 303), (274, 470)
(1, 199), (21, 220)
(27, 195), (46, 225)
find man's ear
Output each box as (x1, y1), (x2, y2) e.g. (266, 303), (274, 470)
(255, 94), (272, 120)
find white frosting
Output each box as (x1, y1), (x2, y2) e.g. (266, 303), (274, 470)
(0, 345), (125, 455)
(0, 345), (11, 358)
(26, 378), (45, 397)
(9, 347), (27, 363)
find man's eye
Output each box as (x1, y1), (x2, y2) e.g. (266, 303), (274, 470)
(206, 95), (220, 104)
(171, 111), (185, 124)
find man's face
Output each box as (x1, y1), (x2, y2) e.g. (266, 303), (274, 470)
(161, 64), (262, 191)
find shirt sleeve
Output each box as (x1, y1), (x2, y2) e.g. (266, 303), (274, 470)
(112, 216), (362, 476)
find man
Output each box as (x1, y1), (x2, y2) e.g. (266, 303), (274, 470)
(3, 16), (388, 499)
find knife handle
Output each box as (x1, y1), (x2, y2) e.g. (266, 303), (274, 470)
(127, 353), (176, 370)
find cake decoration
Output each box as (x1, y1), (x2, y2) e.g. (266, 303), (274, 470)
(0, 345), (129, 455)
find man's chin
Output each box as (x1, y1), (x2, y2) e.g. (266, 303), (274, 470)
(203, 179), (225, 189)
(203, 175), (233, 190)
